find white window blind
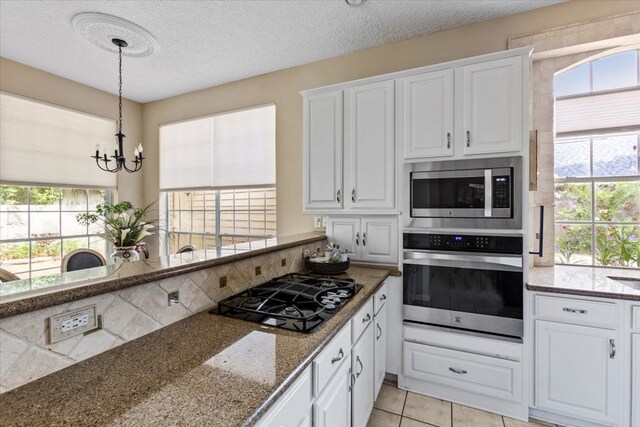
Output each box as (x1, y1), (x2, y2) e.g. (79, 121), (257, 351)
(555, 89), (640, 137)
(0, 92), (117, 188)
(160, 104), (275, 191)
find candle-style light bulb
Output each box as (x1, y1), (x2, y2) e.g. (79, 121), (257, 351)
(137, 143), (143, 153)
(134, 148), (139, 158)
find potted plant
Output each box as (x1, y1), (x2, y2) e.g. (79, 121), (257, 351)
(76, 201), (156, 263)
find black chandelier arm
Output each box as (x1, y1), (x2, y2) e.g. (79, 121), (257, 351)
(92, 155), (122, 173)
(121, 156), (144, 173)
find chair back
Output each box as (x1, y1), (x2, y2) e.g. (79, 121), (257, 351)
(0, 268), (20, 282)
(177, 245), (196, 254)
(61, 249), (107, 272)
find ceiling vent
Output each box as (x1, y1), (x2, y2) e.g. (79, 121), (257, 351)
(71, 12), (158, 57)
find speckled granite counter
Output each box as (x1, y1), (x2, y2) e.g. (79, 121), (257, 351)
(528, 265), (640, 301)
(0, 232), (326, 318)
(0, 266), (391, 427)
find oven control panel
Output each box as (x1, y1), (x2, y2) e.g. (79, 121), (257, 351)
(404, 233), (522, 254)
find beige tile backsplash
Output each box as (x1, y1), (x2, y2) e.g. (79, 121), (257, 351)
(0, 239), (324, 393)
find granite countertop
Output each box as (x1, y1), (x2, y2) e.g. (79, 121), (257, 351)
(527, 265), (640, 301)
(0, 232), (326, 319)
(0, 266), (392, 427)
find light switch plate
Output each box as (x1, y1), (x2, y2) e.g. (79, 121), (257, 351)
(49, 305), (97, 343)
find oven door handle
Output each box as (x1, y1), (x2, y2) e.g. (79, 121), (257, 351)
(404, 251), (522, 272)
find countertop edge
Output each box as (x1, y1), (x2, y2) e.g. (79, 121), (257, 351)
(0, 233), (327, 319)
(242, 270), (392, 426)
(526, 283), (640, 301)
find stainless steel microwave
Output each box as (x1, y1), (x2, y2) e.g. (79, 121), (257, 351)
(408, 156), (522, 229)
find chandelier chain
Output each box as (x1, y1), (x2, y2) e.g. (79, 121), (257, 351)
(118, 44), (123, 133)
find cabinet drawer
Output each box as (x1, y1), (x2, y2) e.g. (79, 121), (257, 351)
(373, 282), (388, 315)
(535, 295), (617, 329)
(352, 298), (374, 344)
(403, 341), (521, 402)
(633, 306), (640, 331)
(313, 324), (351, 397)
(255, 366), (312, 427)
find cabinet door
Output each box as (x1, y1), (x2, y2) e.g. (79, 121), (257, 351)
(402, 69), (454, 159)
(303, 90), (343, 211)
(352, 323), (375, 427)
(326, 217), (361, 259)
(360, 217), (398, 264)
(345, 80), (395, 210)
(535, 320), (619, 425)
(633, 334), (640, 427)
(374, 303), (387, 400)
(313, 354), (352, 427)
(461, 56), (523, 156)
(255, 367), (312, 427)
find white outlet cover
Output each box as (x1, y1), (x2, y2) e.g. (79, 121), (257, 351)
(49, 305), (97, 343)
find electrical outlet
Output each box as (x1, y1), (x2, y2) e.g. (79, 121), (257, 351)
(255, 266), (261, 276)
(49, 305), (97, 343)
(219, 276), (227, 288)
(321, 216), (327, 228)
(313, 216), (322, 228)
(303, 249), (310, 258)
(168, 291), (179, 306)
(281, 258), (286, 267)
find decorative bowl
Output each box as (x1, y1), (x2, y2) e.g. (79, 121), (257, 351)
(304, 257), (350, 274)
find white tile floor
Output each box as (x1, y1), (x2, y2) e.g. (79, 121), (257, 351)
(368, 383), (560, 427)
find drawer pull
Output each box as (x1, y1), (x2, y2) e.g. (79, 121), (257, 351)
(449, 367), (467, 375)
(356, 356), (363, 378)
(563, 307), (588, 314)
(331, 348), (344, 364)
(610, 339), (616, 359)
(379, 294), (387, 301)
(376, 323), (382, 340)
(362, 313), (371, 323)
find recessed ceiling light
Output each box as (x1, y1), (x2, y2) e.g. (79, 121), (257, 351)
(345, 0), (366, 6)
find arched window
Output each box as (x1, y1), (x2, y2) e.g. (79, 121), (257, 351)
(553, 50), (640, 267)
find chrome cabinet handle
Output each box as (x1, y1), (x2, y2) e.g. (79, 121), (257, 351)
(446, 132), (451, 149)
(362, 313), (371, 323)
(349, 371), (356, 392)
(356, 356), (363, 378)
(610, 339), (616, 359)
(362, 232), (366, 246)
(351, 188), (355, 202)
(376, 323), (382, 340)
(380, 294), (387, 301)
(355, 232), (360, 246)
(336, 189), (341, 203)
(563, 307), (587, 314)
(331, 348), (344, 364)
(449, 367), (467, 375)
(466, 130), (471, 147)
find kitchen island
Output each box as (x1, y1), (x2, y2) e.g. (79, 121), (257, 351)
(0, 266), (392, 426)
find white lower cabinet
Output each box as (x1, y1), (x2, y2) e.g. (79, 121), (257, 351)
(535, 320), (620, 425)
(633, 333), (639, 427)
(255, 366), (312, 427)
(352, 322), (375, 427)
(373, 285), (387, 400)
(314, 354), (352, 427)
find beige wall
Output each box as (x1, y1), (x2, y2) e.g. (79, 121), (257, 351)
(0, 57), (144, 206)
(142, 0), (640, 236)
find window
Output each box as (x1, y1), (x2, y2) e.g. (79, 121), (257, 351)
(0, 185), (111, 279)
(165, 188), (276, 254)
(554, 50), (640, 267)
(159, 104), (277, 254)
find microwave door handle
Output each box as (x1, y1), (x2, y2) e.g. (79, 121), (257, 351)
(484, 169), (492, 217)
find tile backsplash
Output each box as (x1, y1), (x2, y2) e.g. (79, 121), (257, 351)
(0, 239), (325, 393)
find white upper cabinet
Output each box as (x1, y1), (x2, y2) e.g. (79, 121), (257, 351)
(303, 90), (343, 211)
(344, 80), (396, 210)
(360, 217), (398, 264)
(326, 217), (360, 258)
(461, 56), (523, 156)
(402, 69), (454, 159)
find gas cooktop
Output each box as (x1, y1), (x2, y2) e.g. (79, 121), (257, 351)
(214, 273), (362, 333)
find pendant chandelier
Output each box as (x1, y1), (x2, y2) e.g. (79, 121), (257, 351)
(92, 38), (144, 173)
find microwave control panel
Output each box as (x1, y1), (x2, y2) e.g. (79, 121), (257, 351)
(492, 175), (511, 209)
(403, 233), (523, 254)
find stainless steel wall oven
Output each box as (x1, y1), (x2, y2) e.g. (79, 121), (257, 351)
(407, 156), (522, 229)
(403, 232), (524, 338)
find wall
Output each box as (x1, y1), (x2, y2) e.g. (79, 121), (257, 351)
(0, 238), (326, 393)
(141, 1), (640, 237)
(0, 57), (144, 206)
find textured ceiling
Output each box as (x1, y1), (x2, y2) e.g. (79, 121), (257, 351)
(0, 0), (562, 103)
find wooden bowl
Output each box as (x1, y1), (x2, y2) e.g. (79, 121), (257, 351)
(304, 258), (350, 274)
